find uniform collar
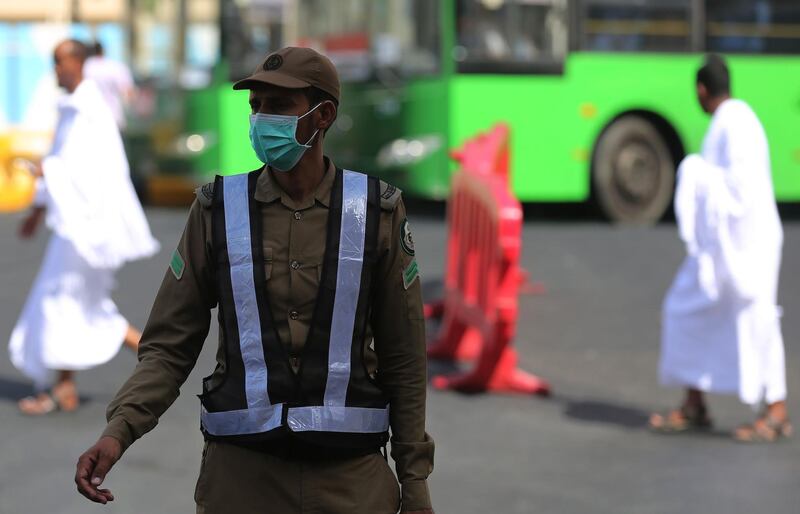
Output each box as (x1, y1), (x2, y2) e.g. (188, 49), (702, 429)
(254, 157), (336, 209)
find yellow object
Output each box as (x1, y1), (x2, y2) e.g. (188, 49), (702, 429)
(579, 103), (598, 119)
(0, 159), (36, 213)
(571, 148), (590, 162)
(0, 131), (51, 213)
(146, 174), (198, 207)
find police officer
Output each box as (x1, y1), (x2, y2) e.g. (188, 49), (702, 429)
(74, 47), (434, 514)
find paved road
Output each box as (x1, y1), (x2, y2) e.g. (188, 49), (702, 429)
(0, 205), (798, 514)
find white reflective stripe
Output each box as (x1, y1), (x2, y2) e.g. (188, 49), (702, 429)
(223, 174), (270, 410)
(324, 170), (368, 407)
(201, 403), (284, 436)
(286, 406), (389, 433)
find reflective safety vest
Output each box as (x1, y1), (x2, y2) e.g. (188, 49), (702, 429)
(200, 168), (390, 449)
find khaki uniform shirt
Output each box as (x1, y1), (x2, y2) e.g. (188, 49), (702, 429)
(103, 159), (434, 510)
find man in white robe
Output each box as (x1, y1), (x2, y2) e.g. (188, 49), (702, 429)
(84, 41), (135, 130)
(650, 55), (791, 442)
(9, 40), (159, 415)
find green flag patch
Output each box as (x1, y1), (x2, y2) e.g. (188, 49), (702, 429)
(170, 249), (185, 280)
(403, 259), (419, 290)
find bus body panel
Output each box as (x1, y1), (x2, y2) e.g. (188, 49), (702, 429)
(191, 54), (799, 203)
(448, 52), (799, 202)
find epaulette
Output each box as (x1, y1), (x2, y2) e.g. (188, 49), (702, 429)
(379, 180), (402, 211)
(195, 182), (214, 208)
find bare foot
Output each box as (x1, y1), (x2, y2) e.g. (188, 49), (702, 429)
(52, 381), (79, 412)
(734, 418), (793, 442)
(649, 405), (712, 432)
(734, 413), (793, 443)
(18, 393), (57, 415)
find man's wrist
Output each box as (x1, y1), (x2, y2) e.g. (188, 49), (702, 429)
(101, 419), (134, 454)
(400, 479), (431, 512)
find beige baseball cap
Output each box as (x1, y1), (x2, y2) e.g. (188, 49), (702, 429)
(233, 46), (340, 102)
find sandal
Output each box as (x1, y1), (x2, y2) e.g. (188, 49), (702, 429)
(733, 416), (793, 443)
(18, 382), (79, 416)
(17, 393), (58, 416)
(18, 393), (58, 415)
(649, 405), (713, 433)
(52, 381), (79, 411)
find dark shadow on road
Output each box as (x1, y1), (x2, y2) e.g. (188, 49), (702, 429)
(562, 399), (651, 429)
(560, 398), (735, 439)
(0, 375), (103, 407)
(0, 376), (34, 402)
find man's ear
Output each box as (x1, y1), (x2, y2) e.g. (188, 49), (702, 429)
(317, 100), (338, 131)
(697, 83), (708, 100)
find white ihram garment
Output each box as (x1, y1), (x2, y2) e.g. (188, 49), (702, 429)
(9, 80), (159, 389)
(84, 56), (134, 129)
(660, 99), (786, 406)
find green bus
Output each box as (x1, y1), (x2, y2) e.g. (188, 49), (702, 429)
(189, 0), (800, 222)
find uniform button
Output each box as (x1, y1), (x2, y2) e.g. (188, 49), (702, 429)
(294, 211), (302, 220)
(289, 310), (299, 320)
(290, 260), (300, 270)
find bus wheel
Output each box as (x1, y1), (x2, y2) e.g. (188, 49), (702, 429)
(592, 116), (675, 224)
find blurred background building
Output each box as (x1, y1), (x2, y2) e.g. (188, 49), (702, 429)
(0, 0), (799, 221)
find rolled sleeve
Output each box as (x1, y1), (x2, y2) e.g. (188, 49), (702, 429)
(104, 200), (216, 451)
(372, 198), (434, 511)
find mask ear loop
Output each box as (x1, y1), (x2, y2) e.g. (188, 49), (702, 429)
(298, 101), (326, 147)
(301, 128), (320, 147)
(298, 102), (324, 120)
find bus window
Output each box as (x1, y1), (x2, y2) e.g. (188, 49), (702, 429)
(578, 0), (692, 53)
(455, 0), (569, 74)
(707, 0), (800, 55)
(294, 0), (440, 82)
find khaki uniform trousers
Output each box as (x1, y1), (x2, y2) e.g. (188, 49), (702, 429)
(195, 441), (401, 514)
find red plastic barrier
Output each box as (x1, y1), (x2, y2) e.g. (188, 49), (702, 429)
(427, 124), (550, 395)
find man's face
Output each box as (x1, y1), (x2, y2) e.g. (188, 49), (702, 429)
(696, 82), (711, 114)
(248, 84), (338, 145)
(54, 44), (82, 91)
(249, 85), (318, 144)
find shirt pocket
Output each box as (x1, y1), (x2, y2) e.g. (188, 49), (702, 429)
(263, 246), (273, 280)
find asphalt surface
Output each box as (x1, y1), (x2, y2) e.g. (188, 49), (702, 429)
(0, 204), (798, 514)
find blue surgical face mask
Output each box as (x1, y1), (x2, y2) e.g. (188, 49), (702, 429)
(249, 103), (321, 172)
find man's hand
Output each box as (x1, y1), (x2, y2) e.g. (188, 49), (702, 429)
(75, 436), (122, 504)
(12, 158), (42, 178)
(18, 207), (44, 240)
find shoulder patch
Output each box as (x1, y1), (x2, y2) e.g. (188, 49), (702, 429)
(195, 182), (215, 208)
(170, 249), (185, 280)
(400, 218), (415, 256)
(379, 180), (402, 211)
(402, 259), (419, 290)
